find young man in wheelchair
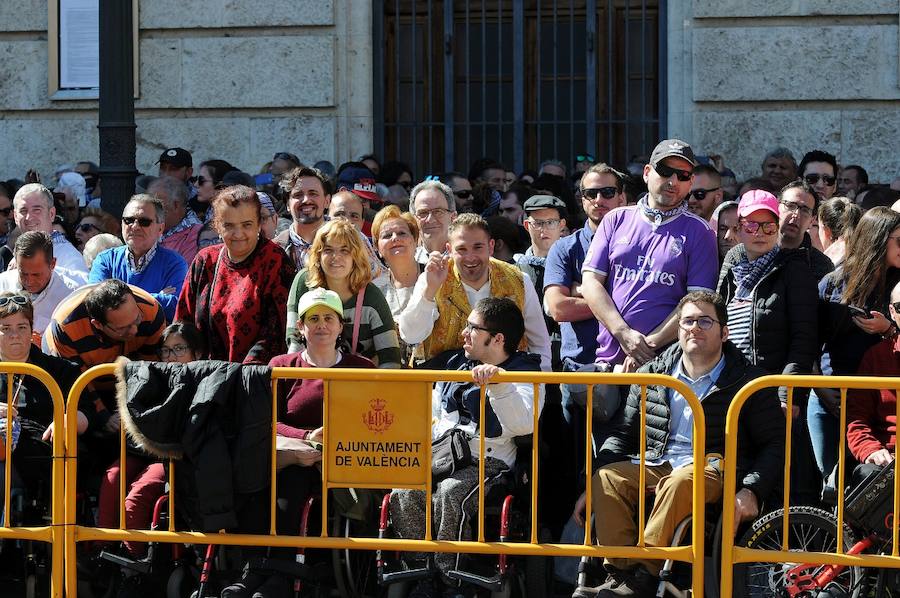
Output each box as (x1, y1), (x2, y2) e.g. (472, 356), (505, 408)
(389, 297), (545, 598)
(572, 291), (785, 597)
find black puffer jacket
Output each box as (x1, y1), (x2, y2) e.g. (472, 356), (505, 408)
(595, 341), (785, 502)
(717, 245), (819, 389)
(116, 359), (272, 532)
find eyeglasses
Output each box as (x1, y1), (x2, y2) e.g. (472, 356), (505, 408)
(779, 200), (814, 218)
(582, 187), (619, 200)
(122, 216), (154, 228)
(159, 344), (191, 360)
(463, 321), (497, 335)
(102, 312), (143, 336)
(273, 152), (300, 164)
(527, 218), (561, 230)
(804, 174), (836, 187)
(0, 295), (28, 308)
(739, 220), (778, 235)
(654, 163), (693, 182)
(576, 154), (595, 163)
(893, 301), (900, 313)
(77, 222), (101, 233)
(415, 207), (449, 220)
(678, 316), (719, 331)
(454, 189), (473, 200)
(688, 187), (720, 201)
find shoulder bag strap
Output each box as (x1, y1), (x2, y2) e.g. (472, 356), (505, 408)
(350, 288), (365, 352)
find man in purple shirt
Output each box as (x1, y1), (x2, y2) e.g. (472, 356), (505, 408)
(581, 139), (718, 371)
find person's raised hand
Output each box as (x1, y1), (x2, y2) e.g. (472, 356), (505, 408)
(423, 250), (450, 300)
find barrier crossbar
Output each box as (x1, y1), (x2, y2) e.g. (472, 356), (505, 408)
(0, 363), (66, 598)
(64, 364), (707, 596)
(719, 374), (900, 598)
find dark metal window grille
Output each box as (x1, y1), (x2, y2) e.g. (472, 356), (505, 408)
(373, 0), (664, 178)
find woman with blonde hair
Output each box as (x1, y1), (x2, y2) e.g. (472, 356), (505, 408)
(286, 218), (401, 368)
(371, 205), (422, 318)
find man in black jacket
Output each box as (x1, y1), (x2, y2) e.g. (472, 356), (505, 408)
(572, 291), (784, 597)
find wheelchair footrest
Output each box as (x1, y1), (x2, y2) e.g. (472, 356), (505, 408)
(99, 551), (151, 575)
(380, 566), (432, 585)
(446, 569), (502, 591)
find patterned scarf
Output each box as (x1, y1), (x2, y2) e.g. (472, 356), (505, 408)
(638, 194), (688, 231)
(732, 246), (780, 300)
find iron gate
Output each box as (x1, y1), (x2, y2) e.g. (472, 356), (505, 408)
(373, 0), (665, 178)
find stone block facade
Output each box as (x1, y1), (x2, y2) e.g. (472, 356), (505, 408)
(0, 0), (369, 182)
(671, 1), (900, 182)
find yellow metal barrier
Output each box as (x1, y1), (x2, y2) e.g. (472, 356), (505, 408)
(0, 362), (66, 598)
(64, 364), (707, 596)
(720, 374), (900, 598)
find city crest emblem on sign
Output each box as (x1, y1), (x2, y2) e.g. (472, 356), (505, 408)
(362, 398), (394, 433)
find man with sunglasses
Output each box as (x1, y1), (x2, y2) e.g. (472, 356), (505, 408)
(572, 291), (783, 598)
(688, 164), (724, 221)
(798, 149), (838, 202)
(88, 195), (188, 322)
(439, 172), (474, 214)
(776, 179), (834, 282)
(581, 139), (718, 372)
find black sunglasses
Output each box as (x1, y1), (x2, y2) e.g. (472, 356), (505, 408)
(804, 173), (836, 186)
(122, 216), (154, 228)
(77, 222), (101, 233)
(654, 163), (693, 182)
(583, 187), (619, 200)
(0, 295), (28, 308)
(688, 187), (720, 201)
(576, 154), (595, 163)
(454, 189), (473, 200)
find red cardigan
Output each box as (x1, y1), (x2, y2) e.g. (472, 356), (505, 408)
(847, 336), (900, 462)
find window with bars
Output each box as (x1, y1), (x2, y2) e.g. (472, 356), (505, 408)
(373, 0), (664, 178)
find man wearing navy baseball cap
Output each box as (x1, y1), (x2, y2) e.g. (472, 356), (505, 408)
(156, 147), (196, 201)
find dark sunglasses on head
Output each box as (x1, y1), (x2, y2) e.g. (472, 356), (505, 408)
(654, 163), (693, 182)
(804, 173), (836, 186)
(454, 189), (473, 200)
(77, 222), (101, 233)
(582, 187), (619, 200)
(0, 295), (28, 308)
(273, 152), (300, 164)
(122, 216), (154, 228)
(688, 187), (720, 201)
(576, 154), (595, 163)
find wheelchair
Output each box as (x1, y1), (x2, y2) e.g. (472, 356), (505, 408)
(732, 463), (900, 598)
(371, 436), (554, 598)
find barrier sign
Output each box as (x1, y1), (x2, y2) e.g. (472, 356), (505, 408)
(326, 379), (430, 487)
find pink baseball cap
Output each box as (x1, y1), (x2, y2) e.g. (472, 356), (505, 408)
(738, 189), (779, 218)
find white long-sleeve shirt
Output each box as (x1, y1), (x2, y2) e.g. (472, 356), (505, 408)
(398, 270), (552, 371)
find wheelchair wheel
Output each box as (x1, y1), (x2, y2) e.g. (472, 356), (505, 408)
(332, 515), (381, 598)
(732, 505), (865, 598)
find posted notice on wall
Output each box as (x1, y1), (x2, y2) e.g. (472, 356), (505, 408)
(326, 379), (430, 489)
(59, 0), (99, 89)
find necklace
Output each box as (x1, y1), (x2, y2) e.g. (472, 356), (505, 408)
(302, 349), (341, 368)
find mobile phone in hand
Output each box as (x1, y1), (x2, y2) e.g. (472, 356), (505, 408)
(848, 305), (872, 319)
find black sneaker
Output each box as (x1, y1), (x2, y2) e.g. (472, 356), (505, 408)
(597, 566), (658, 598)
(220, 569), (267, 598)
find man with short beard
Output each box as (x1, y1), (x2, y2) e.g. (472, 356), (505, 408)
(581, 140), (718, 372)
(399, 213), (551, 371)
(273, 167), (332, 270)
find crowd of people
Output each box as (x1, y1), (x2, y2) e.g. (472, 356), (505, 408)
(0, 140), (898, 598)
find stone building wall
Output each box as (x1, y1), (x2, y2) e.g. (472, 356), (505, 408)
(0, 0), (372, 181)
(667, 0), (900, 183)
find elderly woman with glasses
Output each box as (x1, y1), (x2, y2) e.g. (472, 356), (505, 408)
(0, 292), (91, 516)
(176, 185), (296, 364)
(716, 190), (819, 403)
(74, 208), (120, 250)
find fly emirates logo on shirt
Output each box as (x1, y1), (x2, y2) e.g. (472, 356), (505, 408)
(612, 254), (677, 287)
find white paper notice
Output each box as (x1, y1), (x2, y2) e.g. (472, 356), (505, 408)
(59, 0), (99, 89)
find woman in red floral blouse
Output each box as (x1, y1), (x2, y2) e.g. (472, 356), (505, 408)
(175, 185), (296, 364)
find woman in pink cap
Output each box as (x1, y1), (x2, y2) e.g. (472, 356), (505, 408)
(716, 188), (819, 411)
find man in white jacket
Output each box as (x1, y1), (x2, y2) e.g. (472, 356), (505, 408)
(390, 297), (545, 598)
